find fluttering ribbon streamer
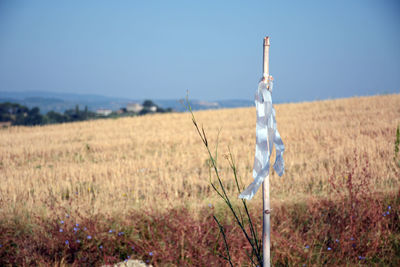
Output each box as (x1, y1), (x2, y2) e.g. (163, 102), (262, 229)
(239, 79), (285, 200)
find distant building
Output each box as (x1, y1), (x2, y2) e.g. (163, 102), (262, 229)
(126, 103), (143, 113)
(96, 109), (112, 116)
(149, 106), (157, 112)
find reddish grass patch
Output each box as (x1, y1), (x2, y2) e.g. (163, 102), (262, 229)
(0, 190), (399, 266)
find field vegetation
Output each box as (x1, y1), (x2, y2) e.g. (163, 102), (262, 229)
(0, 94), (399, 265)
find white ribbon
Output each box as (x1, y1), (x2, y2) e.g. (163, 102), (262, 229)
(239, 79), (285, 200)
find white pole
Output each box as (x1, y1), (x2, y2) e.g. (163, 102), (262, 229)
(263, 37), (270, 80)
(262, 36), (271, 267)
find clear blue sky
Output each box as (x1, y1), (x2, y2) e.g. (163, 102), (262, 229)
(0, 0), (399, 102)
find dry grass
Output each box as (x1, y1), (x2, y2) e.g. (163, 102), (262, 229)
(1, 94), (399, 220)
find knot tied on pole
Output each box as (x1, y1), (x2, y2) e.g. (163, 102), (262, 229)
(238, 76), (285, 200)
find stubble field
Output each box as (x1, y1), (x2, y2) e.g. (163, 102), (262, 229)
(1, 94), (399, 266)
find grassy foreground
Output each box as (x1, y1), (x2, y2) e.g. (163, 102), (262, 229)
(0, 190), (399, 266)
(1, 94), (400, 265)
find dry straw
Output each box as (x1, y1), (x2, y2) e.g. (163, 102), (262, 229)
(0, 94), (399, 223)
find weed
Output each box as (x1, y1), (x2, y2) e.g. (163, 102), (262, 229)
(188, 98), (263, 266)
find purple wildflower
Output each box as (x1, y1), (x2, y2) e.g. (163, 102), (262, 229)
(305, 245), (309, 249)
(87, 235), (92, 240)
(76, 239), (81, 243)
(149, 252), (154, 256)
(59, 229), (63, 233)
(60, 220), (64, 224)
(327, 247), (332, 251)
(65, 240), (69, 245)
(109, 229), (113, 233)
(118, 232), (124, 236)
(99, 245), (103, 249)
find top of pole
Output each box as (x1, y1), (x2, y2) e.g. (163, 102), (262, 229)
(263, 36), (270, 81)
(264, 36), (270, 47)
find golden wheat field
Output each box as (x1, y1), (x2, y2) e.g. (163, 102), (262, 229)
(1, 94), (399, 221)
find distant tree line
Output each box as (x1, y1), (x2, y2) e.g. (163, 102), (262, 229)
(0, 100), (172, 127)
(0, 102), (96, 126)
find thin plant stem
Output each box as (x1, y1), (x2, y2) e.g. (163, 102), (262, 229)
(213, 215), (234, 267)
(186, 98), (263, 266)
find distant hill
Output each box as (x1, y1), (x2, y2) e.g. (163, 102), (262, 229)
(0, 91), (129, 114)
(0, 91), (254, 113)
